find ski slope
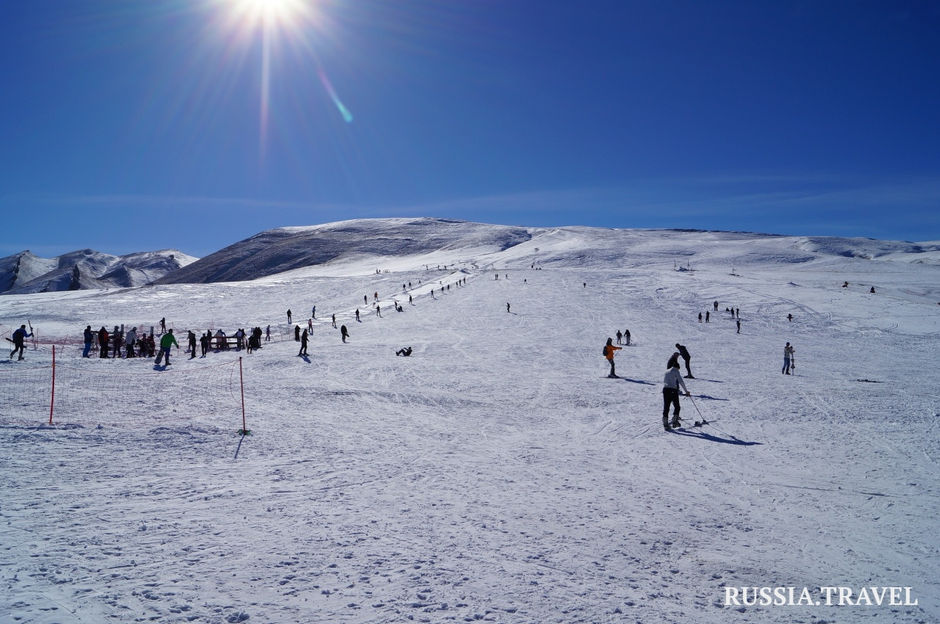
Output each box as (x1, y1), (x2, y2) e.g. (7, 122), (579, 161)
(1, 225), (938, 624)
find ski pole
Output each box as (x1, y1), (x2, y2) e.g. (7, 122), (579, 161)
(688, 393), (708, 425)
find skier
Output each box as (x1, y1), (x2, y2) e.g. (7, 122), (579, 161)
(298, 329), (309, 356)
(159, 317), (166, 334)
(294, 325), (301, 341)
(713, 300), (718, 311)
(340, 325), (349, 343)
(782, 342), (794, 375)
(355, 309), (360, 322)
(332, 314), (337, 329)
(603, 337), (621, 378)
(705, 311), (710, 323)
(507, 302), (511, 313)
(616, 330), (623, 345)
(624, 329), (631, 346)
(287, 309), (292, 323)
(98, 327), (110, 358)
(736, 319), (741, 334)
(787, 313), (793, 322)
(82, 325), (93, 358)
(311, 305), (316, 319)
(376, 304), (382, 318)
(675, 343), (693, 378)
(870, 286), (876, 294)
(698, 312), (703, 323)
(188, 330), (197, 359)
(200, 332), (210, 357)
(8, 325), (32, 361)
(125, 326), (138, 358)
(663, 352), (691, 431)
(111, 326), (122, 358)
(265, 325), (271, 341)
(154, 329), (178, 366)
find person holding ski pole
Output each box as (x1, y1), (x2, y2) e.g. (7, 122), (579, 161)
(663, 352), (691, 430)
(9, 324), (32, 361)
(603, 337), (622, 378)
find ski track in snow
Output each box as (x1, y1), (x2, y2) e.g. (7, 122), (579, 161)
(1, 239), (939, 624)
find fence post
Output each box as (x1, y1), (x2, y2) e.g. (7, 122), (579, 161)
(49, 344), (56, 425)
(239, 357), (247, 433)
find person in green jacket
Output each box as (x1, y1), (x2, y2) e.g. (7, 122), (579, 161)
(155, 329), (178, 366)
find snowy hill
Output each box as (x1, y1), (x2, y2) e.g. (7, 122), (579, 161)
(0, 220), (938, 623)
(0, 248), (198, 295)
(156, 218), (940, 286)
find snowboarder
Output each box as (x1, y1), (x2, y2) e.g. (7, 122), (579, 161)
(8, 325), (32, 360)
(713, 301), (718, 311)
(663, 352), (691, 430)
(82, 325), (93, 358)
(154, 329), (178, 366)
(396, 346), (413, 356)
(870, 286), (876, 294)
(298, 329), (309, 356)
(287, 309), (292, 323)
(675, 343), (693, 378)
(624, 329), (631, 346)
(603, 338), (621, 378)
(782, 342), (794, 375)
(340, 325), (349, 343)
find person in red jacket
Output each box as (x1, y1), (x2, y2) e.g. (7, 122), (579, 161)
(603, 337), (622, 378)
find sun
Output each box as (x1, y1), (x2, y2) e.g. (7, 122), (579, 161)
(229, 0), (312, 29)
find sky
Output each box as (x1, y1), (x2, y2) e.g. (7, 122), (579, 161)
(1, 0), (939, 258)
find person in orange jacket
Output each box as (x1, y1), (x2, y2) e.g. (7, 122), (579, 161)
(603, 337), (622, 378)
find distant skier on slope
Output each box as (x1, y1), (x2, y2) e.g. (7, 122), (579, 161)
(675, 343), (693, 378)
(782, 342), (794, 375)
(624, 329), (631, 346)
(298, 329), (309, 356)
(603, 338), (622, 378)
(8, 324), (32, 361)
(287, 309), (292, 324)
(663, 352), (691, 431)
(616, 330), (623, 345)
(340, 325), (349, 343)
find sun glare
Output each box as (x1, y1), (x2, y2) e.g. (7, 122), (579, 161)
(231, 0), (311, 28)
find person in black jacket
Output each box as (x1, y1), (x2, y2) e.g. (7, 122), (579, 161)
(298, 329), (308, 356)
(675, 343), (693, 378)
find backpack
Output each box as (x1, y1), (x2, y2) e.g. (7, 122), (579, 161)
(602, 345), (608, 357)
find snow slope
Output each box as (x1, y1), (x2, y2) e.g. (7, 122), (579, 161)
(0, 222), (938, 624)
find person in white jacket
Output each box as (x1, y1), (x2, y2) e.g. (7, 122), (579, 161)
(663, 352), (691, 430)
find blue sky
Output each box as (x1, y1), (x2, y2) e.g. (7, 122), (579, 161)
(1, 0), (938, 257)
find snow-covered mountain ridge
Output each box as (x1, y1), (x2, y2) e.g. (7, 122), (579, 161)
(157, 217), (940, 285)
(0, 248), (198, 295)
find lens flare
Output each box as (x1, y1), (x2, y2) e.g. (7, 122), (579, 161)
(317, 67), (353, 124)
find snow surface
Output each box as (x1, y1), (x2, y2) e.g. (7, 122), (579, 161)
(1, 222), (938, 623)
